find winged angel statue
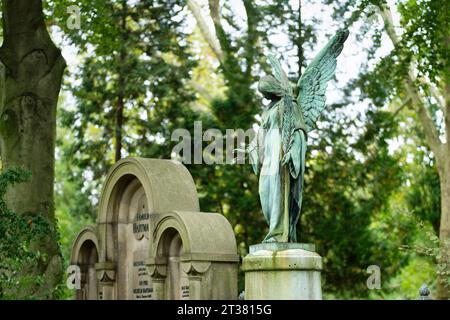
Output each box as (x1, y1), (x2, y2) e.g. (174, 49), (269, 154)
(249, 29), (349, 243)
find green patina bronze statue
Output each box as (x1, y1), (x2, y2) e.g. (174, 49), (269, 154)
(249, 29), (349, 243)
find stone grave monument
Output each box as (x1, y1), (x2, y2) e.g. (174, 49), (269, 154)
(71, 157), (239, 300)
(244, 30), (349, 299)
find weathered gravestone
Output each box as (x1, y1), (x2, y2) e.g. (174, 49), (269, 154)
(71, 157), (239, 300)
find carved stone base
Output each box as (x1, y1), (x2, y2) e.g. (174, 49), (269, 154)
(242, 243), (322, 300)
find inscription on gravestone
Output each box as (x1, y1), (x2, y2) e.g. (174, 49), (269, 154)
(131, 198), (152, 300)
(132, 259), (153, 299)
(181, 285), (190, 299)
(133, 212), (150, 239)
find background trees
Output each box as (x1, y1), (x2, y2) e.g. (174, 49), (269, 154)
(0, 0), (448, 299)
(324, 0), (450, 299)
(51, 0), (198, 193)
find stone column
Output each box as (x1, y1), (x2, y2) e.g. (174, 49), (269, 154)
(96, 262), (116, 300)
(242, 243), (322, 300)
(187, 275), (203, 300)
(181, 261), (211, 300)
(152, 277), (166, 300)
(100, 282), (115, 300)
(147, 258), (167, 300)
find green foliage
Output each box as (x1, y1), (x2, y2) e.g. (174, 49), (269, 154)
(324, 0), (449, 298)
(371, 254), (435, 300)
(55, 203), (94, 300)
(405, 152), (440, 234)
(53, 133), (95, 299)
(398, 0), (450, 82)
(0, 169), (56, 299)
(33, 0), (448, 299)
(399, 217), (450, 297)
(50, 0), (199, 186)
(299, 106), (408, 297)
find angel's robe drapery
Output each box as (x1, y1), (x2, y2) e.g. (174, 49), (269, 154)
(249, 29), (349, 243)
(250, 99), (307, 243)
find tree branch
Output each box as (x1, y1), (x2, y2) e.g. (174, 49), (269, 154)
(418, 77), (446, 112)
(445, 81), (450, 153)
(187, 0), (223, 64)
(378, 4), (400, 44)
(187, 79), (215, 102)
(243, 0), (258, 76)
(406, 71), (444, 161)
(208, 0), (221, 32)
(392, 97), (411, 117)
(379, 4), (444, 163)
(208, 0), (232, 59)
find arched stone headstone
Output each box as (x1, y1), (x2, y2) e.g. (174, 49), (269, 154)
(71, 226), (100, 300)
(71, 157), (239, 300)
(147, 210), (239, 300)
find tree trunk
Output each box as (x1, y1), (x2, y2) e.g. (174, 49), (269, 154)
(0, 0), (66, 298)
(437, 160), (450, 300)
(436, 24), (450, 302)
(115, 1), (127, 163)
(115, 72), (124, 162)
(297, 0), (303, 77)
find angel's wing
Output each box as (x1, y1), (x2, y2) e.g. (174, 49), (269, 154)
(268, 54), (292, 95)
(297, 29), (349, 132)
(266, 54), (297, 154)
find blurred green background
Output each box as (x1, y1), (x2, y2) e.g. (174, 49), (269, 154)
(1, 0), (449, 299)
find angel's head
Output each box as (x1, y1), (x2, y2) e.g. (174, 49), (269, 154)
(258, 75), (284, 101)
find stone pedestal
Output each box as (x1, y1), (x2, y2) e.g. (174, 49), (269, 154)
(242, 243), (322, 300)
